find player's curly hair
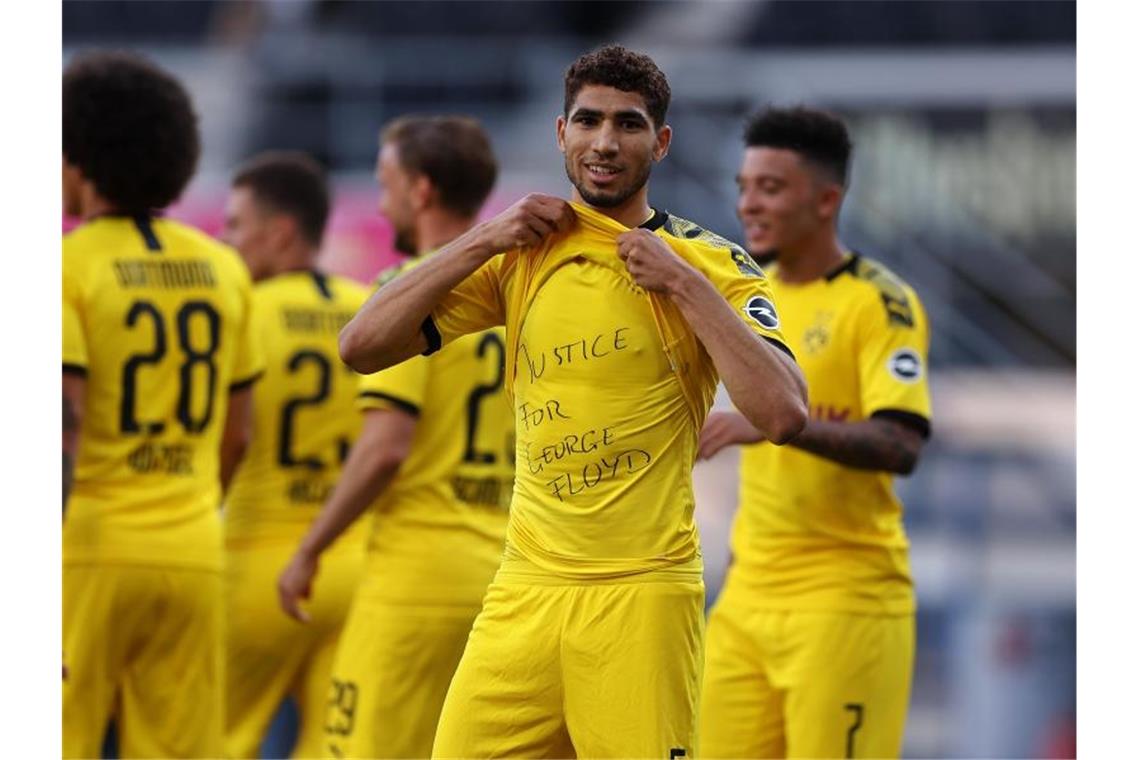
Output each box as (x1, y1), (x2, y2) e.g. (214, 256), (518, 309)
(381, 115), (498, 218)
(564, 44), (671, 128)
(743, 106), (852, 186)
(63, 51), (200, 214)
(232, 152), (330, 247)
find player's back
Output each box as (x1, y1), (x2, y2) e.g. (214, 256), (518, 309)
(62, 216), (263, 570)
(225, 270), (370, 547)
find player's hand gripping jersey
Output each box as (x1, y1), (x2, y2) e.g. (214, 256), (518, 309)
(62, 216), (264, 570)
(730, 254), (932, 614)
(425, 203), (792, 580)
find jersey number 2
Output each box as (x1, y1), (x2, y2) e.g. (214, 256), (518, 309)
(277, 349), (350, 470)
(120, 299), (219, 435)
(463, 332), (506, 463)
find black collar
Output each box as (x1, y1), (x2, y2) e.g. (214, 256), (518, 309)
(640, 207), (669, 232)
(824, 253), (859, 282)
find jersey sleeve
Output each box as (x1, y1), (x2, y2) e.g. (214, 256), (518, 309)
(856, 284), (933, 436)
(357, 353), (430, 416)
(424, 255), (505, 354)
(62, 259), (87, 374)
(229, 263), (266, 391)
(688, 240), (794, 360)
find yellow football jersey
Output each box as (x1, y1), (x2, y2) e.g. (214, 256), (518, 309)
(224, 270), (370, 547)
(62, 216), (265, 570)
(357, 318), (514, 604)
(426, 203), (791, 581)
(730, 254), (932, 615)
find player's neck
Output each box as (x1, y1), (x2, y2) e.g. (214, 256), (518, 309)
(570, 187), (653, 229)
(775, 232), (846, 285)
(79, 187), (120, 221)
(415, 210), (476, 256)
(271, 243), (320, 278)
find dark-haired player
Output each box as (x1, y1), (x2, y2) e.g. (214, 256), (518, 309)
(697, 106), (932, 758)
(62, 51), (263, 757)
(276, 116), (514, 758)
(220, 152), (370, 758)
(337, 46), (808, 758)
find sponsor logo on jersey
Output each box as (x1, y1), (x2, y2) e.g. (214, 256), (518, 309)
(888, 348), (923, 382)
(744, 295), (780, 329)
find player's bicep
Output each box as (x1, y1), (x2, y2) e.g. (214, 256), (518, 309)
(231, 269), (267, 389)
(704, 249), (794, 360)
(62, 269), (88, 373)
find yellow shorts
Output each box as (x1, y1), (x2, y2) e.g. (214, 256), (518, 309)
(432, 575), (705, 759)
(700, 589), (915, 759)
(224, 541), (362, 759)
(63, 563), (223, 759)
(324, 594), (480, 759)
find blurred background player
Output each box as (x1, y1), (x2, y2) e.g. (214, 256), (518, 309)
(62, 51), (264, 758)
(220, 151), (370, 758)
(276, 115), (513, 758)
(697, 106), (932, 758)
(338, 46), (807, 758)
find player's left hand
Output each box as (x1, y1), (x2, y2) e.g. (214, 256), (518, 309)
(698, 410), (766, 460)
(617, 228), (696, 295)
(277, 551), (318, 623)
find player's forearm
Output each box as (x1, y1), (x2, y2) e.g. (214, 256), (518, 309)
(791, 418), (921, 474)
(297, 447), (402, 559)
(339, 226), (496, 373)
(669, 274), (807, 443)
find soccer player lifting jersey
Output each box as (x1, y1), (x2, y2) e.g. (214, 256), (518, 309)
(338, 46), (809, 758)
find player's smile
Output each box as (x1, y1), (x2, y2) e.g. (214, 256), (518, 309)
(583, 161), (623, 187)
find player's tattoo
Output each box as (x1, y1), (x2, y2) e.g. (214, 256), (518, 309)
(63, 396), (78, 513)
(790, 417), (923, 474)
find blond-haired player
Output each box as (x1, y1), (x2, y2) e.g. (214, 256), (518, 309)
(277, 115), (513, 758)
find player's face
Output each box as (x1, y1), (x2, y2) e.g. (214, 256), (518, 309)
(223, 186), (277, 281)
(375, 142), (418, 255)
(736, 147), (829, 258)
(557, 85), (671, 210)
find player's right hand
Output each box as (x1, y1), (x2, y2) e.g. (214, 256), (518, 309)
(277, 551), (318, 623)
(474, 193), (575, 254)
(698, 410), (766, 460)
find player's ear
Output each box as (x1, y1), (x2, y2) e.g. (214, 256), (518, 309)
(653, 124), (672, 162)
(817, 182), (843, 223)
(410, 173), (433, 212)
(556, 115), (567, 153)
(269, 213), (298, 248)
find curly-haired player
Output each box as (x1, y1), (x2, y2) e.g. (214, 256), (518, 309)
(62, 51), (264, 758)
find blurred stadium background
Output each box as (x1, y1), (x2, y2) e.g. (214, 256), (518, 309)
(63, 2), (1076, 758)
